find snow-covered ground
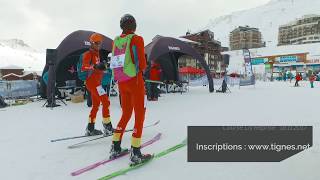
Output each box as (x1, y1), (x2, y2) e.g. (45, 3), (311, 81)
(1, 81), (320, 180)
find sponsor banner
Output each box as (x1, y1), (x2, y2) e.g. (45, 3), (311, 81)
(0, 80), (38, 98)
(188, 126), (312, 162)
(251, 58), (268, 65)
(276, 56), (298, 63)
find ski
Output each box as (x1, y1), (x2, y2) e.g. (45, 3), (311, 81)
(68, 136), (106, 149)
(51, 120), (159, 143)
(50, 134), (101, 142)
(67, 120), (160, 149)
(145, 79), (165, 84)
(97, 138), (187, 180)
(71, 133), (162, 176)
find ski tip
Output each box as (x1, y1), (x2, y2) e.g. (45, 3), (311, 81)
(182, 138), (187, 145)
(154, 120), (160, 125)
(50, 139), (62, 142)
(155, 133), (162, 139)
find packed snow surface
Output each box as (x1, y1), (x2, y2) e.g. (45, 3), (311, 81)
(1, 81), (319, 180)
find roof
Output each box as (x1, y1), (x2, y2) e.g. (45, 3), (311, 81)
(180, 29), (221, 46)
(55, 30), (112, 63)
(231, 26), (260, 33)
(144, 36), (214, 92)
(2, 73), (22, 78)
(145, 36), (204, 61)
(2, 72), (39, 78)
(183, 29), (214, 37)
(176, 37), (201, 45)
(0, 65), (24, 70)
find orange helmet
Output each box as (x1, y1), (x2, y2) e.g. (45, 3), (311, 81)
(89, 33), (103, 43)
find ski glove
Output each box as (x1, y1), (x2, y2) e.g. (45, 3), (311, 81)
(94, 62), (107, 71)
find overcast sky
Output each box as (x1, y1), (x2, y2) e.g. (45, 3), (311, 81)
(0, 0), (271, 51)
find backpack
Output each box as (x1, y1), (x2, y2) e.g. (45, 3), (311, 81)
(111, 34), (139, 82)
(77, 52), (92, 81)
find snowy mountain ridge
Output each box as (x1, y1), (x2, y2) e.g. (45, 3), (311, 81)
(0, 39), (45, 71)
(0, 39), (37, 53)
(204, 0), (320, 47)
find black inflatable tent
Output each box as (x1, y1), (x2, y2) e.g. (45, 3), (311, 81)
(40, 30), (113, 97)
(145, 36), (214, 93)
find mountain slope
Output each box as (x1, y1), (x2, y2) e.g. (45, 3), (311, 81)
(204, 0), (320, 47)
(0, 39), (45, 71)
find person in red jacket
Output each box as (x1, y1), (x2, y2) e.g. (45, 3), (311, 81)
(149, 63), (161, 101)
(294, 72), (302, 87)
(109, 14), (151, 165)
(81, 33), (113, 136)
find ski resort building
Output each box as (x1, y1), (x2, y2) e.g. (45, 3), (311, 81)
(0, 65), (24, 78)
(0, 66), (40, 81)
(278, 14), (320, 46)
(179, 29), (224, 73)
(250, 52), (320, 79)
(229, 26), (265, 51)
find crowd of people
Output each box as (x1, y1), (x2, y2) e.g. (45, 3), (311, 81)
(276, 70), (319, 88)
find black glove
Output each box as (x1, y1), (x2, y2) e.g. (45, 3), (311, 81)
(94, 62), (106, 71)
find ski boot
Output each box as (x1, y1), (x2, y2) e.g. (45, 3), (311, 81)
(109, 141), (128, 160)
(85, 123), (103, 136)
(130, 146), (153, 166)
(102, 122), (114, 136)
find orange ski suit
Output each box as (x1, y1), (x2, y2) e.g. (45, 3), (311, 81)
(81, 49), (111, 124)
(112, 33), (147, 148)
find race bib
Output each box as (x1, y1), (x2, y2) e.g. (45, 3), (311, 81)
(110, 54), (125, 69)
(96, 85), (106, 96)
